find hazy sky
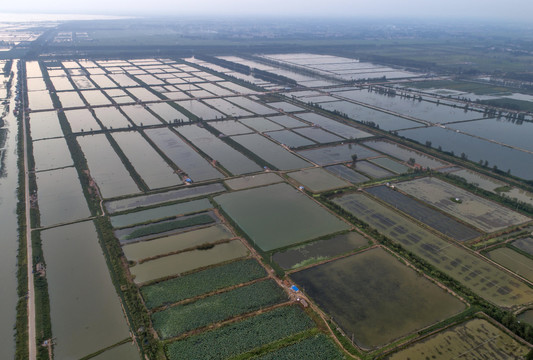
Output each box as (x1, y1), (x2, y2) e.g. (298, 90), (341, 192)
(2, 0), (532, 20)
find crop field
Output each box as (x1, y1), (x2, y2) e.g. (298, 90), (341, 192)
(366, 185), (480, 241)
(396, 177), (531, 233)
(288, 167), (351, 193)
(256, 334), (345, 360)
(387, 318), (529, 359)
(324, 164), (370, 184)
(110, 198), (212, 228)
(122, 224), (233, 262)
(291, 247), (465, 349)
(104, 183), (225, 213)
(141, 258), (266, 309)
(166, 306), (315, 360)
(214, 183), (350, 252)
(332, 193), (533, 307)
(486, 248), (533, 282)
(273, 231), (369, 269)
(511, 238), (533, 256)
(297, 143), (379, 166)
(152, 279), (287, 339)
(129, 239), (249, 284)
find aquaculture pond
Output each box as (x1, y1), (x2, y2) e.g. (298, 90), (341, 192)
(77, 134), (140, 198)
(105, 183), (225, 213)
(225, 172), (283, 190)
(231, 133), (311, 170)
(297, 143), (379, 166)
(332, 192), (533, 307)
(129, 239), (249, 284)
(398, 126), (533, 180)
(41, 221), (132, 359)
(288, 167), (351, 193)
(144, 127), (223, 181)
(215, 183), (350, 252)
(273, 232), (368, 269)
(122, 224), (233, 262)
(387, 319), (529, 360)
(29, 111), (63, 140)
(112, 131), (180, 189)
(36, 167), (91, 227)
(291, 247), (465, 349)
(177, 125), (262, 175)
(110, 198), (212, 228)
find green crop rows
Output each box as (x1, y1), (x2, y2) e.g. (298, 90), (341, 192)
(166, 306), (315, 360)
(141, 259), (267, 309)
(254, 334), (345, 360)
(126, 213), (214, 239)
(152, 279), (287, 339)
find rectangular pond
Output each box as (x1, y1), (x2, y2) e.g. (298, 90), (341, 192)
(112, 131), (180, 189)
(177, 125), (261, 175)
(77, 134), (140, 198)
(41, 221), (131, 359)
(215, 182), (350, 252)
(231, 133), (311, 170)
(130, 239), (249, 284)
(36, 167), (91, 227)
(105, 183), (225, 213)
(144, 127), (223, 181)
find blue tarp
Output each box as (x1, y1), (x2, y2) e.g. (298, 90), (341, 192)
(291, 285), (299, 292)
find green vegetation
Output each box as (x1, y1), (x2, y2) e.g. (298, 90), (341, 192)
(141, 258), (267, 309)
(152, 279), (287, 339)
(253, 334), (346, 360)
(15, 62), (28, 360)
(165, 305), (315, 360)
(406, 80), (513, 95)
(125, 214), (214, 239)
(32, 232), (52, 360)
(479, 98), (533, 112)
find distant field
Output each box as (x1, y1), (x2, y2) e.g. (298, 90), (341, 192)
(291, 247), (465, 349)
(406, 80), (513, 95)
(387, 318), (529, 359)
(332, 193), (533, 307)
